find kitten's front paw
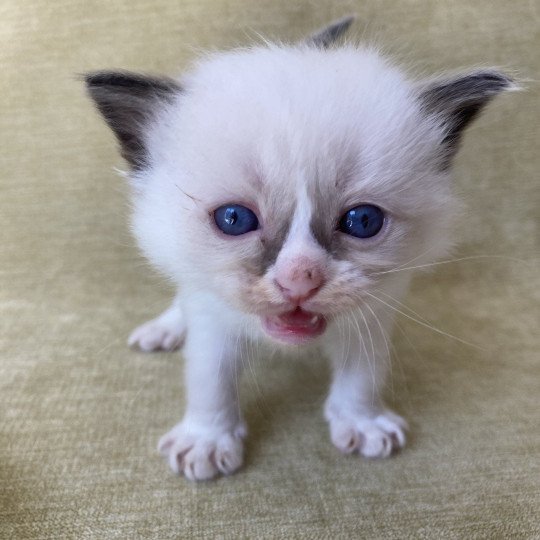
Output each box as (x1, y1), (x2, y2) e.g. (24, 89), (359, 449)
(128, 317), (185, 352)
(158, 421), (247, 481)
(326, 408), (407, 458)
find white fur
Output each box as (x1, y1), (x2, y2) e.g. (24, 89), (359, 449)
(128, 44), (462, 481)
(128, 294), (185, 351)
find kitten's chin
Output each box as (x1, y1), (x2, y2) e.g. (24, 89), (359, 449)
(262, 307), (327, 345)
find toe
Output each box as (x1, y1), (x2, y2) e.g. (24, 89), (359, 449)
(214, 434), (243, 475)
(328, 410), (408, 459)
(330, 420), (362, 454)
(360, 427), (393, 458)
(183, 445), (219, 481)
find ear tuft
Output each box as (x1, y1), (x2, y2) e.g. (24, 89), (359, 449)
(306, 15), (356, 49)
(419, 69), (518, 167)
(84, 70), (181, 170)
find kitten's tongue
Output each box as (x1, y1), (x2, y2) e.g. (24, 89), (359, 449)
(263, 308), (327, 344)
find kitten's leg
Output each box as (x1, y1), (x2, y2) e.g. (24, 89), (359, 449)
(158, 314), (246, 481)
(128, 295), (186, 352)
(323, 308), (407, 458)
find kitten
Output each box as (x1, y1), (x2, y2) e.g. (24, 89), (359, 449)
(85, 17), (516, 481)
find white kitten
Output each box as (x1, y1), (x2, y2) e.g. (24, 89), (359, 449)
(86, 17), (515, 481)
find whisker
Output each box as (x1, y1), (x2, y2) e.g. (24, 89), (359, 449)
(246, 320), (267, 411)
(367, 300), (412, 404)
(371, 287), (431, 325)
(369, 254), (529, 277)
(358, 304), (383, 407)
(362, 300), (391, 361)
(232, 326), (243, 423)
(336, 314), (353, 373)
(390, 318), (416, 411)
(352, 309), (376, 403)
(386, 245), (440, 272)
(344, 315), (352, 372)
(363, 291), (485, 350)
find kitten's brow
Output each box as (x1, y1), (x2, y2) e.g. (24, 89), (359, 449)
(175, 184), (202, 203)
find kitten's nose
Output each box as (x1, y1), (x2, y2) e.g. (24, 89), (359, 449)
(274, 261), (324, 303)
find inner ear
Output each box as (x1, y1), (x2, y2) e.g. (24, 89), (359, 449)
(85, 71), (182, 170)
(418, 69), (516, 168)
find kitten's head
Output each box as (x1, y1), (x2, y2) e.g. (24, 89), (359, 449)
(86, 19), (515, 345)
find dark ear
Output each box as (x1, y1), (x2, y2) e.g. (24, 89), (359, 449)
(306, 15), (355, 49)
(84, 71), (181, 170)
(419, 69), (517, 168)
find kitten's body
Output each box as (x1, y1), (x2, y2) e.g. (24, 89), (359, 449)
(86, 18), (515, 481)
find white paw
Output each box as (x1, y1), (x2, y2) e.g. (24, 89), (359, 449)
(326, 409), (407, 458)
(158, 421), (247, 481)
(128, 320), (185, 352)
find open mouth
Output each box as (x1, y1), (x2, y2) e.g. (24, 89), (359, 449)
(262, 307), (327, 344)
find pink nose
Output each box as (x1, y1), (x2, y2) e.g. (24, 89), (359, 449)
(274, 264), (324, 302)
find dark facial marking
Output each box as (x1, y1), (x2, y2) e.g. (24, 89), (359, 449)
(84, 70), (182, 170)
(308, 181), (340, 252)
(257, 214), (293, 274)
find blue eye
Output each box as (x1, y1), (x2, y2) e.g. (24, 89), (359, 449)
(214, 204), (259, 236)
(338, 205), (385, 238)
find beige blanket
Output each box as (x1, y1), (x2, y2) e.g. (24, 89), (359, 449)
(1, 1), (538, 537)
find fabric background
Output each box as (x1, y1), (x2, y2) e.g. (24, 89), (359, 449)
(1, 1), (538, 538)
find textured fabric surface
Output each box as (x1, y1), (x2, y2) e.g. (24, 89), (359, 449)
(1, 1), (539, 538)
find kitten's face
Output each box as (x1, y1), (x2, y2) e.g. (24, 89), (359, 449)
(135, 48), (456, 344)
(86, 44), (513, 345)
